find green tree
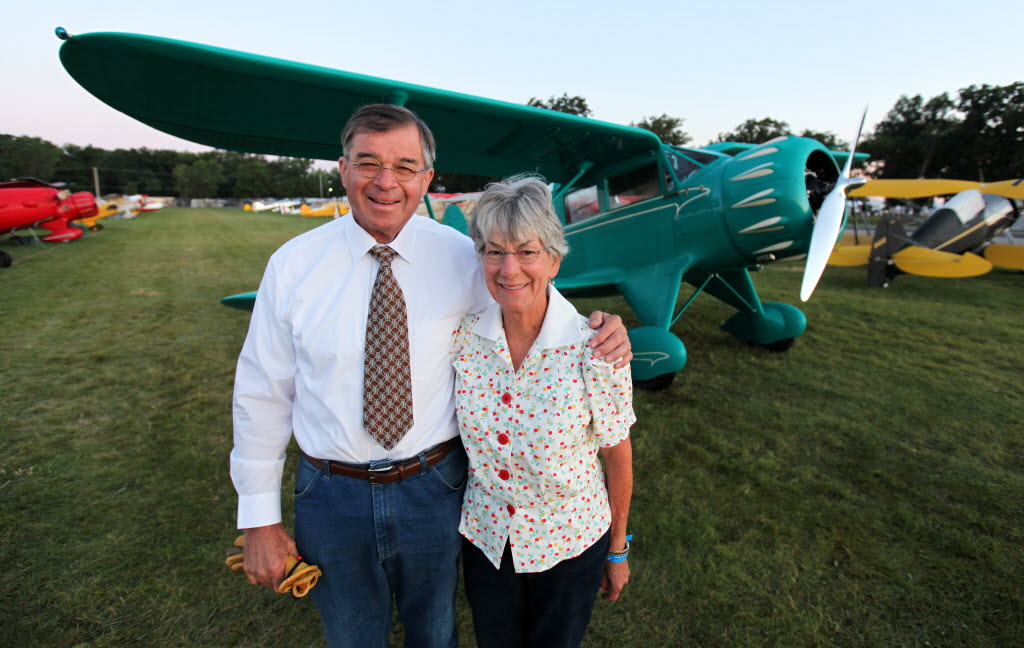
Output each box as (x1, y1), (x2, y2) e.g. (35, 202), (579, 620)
(860, 93), (960, 178)
(268, 157), (314, 197)
(716, 117), (791, 144)
(173, 159), (225, 199)
(234, 157), (272, 197)
(308, 168), (344, 199)
(632, 114), (692, 146)
(0, 135), (62, 182)
(526, 93), (592, 117)
(953, 83), (1024, 181)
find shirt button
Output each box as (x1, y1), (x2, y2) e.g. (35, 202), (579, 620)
(497, 433), (510, 445)
(498, 469), (510, 481)
(501, 392), (512, 405)
(507, 504), (516, 515)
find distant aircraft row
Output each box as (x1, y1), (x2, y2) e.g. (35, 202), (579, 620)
(0, 178), (165, 268)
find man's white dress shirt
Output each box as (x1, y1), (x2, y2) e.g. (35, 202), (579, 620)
(231, 214), (491, 529)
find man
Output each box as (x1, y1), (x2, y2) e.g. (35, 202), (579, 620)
(231, 104), (630, 647)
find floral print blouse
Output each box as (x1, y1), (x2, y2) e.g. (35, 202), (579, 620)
(451, 287), (635, 573)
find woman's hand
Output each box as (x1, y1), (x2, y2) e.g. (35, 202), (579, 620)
(600, 559), (630, 601)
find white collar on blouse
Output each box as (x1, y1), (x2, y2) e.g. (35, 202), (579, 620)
(473, 284), (584, 350)
(343, 212), (423, 266)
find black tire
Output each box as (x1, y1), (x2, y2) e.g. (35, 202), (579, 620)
(764, 338), (796, 352)
(90, 224), (104, 231)
(0, 250), (11, 268)
(635, 372), (676, 391)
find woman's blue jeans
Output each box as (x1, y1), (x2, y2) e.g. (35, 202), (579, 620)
(293, 444), (468, 648)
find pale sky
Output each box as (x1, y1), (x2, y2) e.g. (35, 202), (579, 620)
(5, 0), (1022, 163)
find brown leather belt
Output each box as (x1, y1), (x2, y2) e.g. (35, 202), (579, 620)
(301, 438), (459, 484)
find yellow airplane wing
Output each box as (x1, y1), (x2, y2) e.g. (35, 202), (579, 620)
(827, 244), (871, 267)
(892, 247), (993, 278)
(982, 243), (1024, 270)
(848, 178), (1024, 200)
(848, 179), (979, 198)
(976, 180), (1024, 201)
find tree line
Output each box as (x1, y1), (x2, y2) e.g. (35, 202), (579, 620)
(0, 138), (342, 201)
(523, 84), (1023, 183)
(3, 81), (1020, 199)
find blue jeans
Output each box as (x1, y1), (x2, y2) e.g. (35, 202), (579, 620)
(293, 444), (467, 648)
(462, 531), (611, 648)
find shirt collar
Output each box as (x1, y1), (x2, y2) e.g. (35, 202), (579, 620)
(472, 285), (584, 350)
(343, 213), (422, 265)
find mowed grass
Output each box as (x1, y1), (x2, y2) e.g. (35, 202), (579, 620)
(1, 209), (1022, 647)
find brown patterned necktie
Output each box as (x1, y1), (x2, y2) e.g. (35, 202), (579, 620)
(363, 245), (414, 450)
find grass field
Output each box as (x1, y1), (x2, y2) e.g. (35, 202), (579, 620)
(2, 209), (1022, 647)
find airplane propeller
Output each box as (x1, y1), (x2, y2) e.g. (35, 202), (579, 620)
(799, 110), (868, 302)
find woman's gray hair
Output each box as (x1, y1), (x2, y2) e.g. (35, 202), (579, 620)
(469, 174), (569, 260)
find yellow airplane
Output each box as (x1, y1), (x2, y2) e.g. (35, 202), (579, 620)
(299, 202), (350, 218)
(829, 179), (1024, 286)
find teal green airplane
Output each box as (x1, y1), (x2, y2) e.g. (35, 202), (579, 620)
(57, 28), (865, 388)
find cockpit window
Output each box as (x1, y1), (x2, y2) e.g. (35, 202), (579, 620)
(666, 151), (701, 185)
(673, 147), (721, 166)
(608, 162), (659, 209)
(565, 185), (600, 223)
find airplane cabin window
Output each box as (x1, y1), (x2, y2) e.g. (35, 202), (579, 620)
(666, 151), (701, 183)
(565, 185), (600, 223)
(609, 162), (659, 209)
(674, 147), (720, 166)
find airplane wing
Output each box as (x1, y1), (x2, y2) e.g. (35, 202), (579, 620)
(892, 247), (993, 278)
(848, 179), (979, 198)
(849, 178), (1024, 200)
(982, 244), (1024, 270)
(58, 31), (661, 185)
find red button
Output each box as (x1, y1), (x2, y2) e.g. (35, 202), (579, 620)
(501, 393), (512, 405)
(497, 433), (510, 445)
(498, 469), (510, 481)
(507, 504), (516, 515)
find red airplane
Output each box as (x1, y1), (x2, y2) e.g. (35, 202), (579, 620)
(0, 178), (98, 267)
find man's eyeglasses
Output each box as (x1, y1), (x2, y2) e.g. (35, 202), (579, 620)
(482, 246), (552, 265)
(346, 158), (428, 182)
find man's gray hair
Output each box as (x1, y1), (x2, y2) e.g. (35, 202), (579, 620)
(469, 174), (569, 260)
(340, 104), (436, 168)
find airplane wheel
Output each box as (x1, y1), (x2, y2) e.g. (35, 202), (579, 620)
(90, 224), (104, 231)
(764, 338), (795, 352)
(635, 372), (676, 391)
(0, 250), (11, 268)
(12, 236), (31, 246)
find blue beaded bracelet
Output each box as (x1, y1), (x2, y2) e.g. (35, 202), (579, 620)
(606, 534), (633, 563)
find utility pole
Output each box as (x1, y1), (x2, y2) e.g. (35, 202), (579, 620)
(93, 167), (100, 197)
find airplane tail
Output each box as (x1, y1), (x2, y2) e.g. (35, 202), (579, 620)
(442, 204), (468, 235)
(867, 215), (909, 287)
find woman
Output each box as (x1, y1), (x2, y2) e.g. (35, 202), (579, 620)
(451, 175), (635, 648)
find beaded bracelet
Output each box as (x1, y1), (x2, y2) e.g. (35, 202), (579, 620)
(606, 534), (633, 563)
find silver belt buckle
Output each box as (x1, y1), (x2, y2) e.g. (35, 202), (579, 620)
(367, 459), (395, 482)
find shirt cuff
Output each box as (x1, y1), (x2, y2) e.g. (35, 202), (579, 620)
(236, 491), (283, 530)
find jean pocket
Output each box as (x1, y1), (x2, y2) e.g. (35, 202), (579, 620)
(293, 455), (321, 499)
(430, 443), (468, 491)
